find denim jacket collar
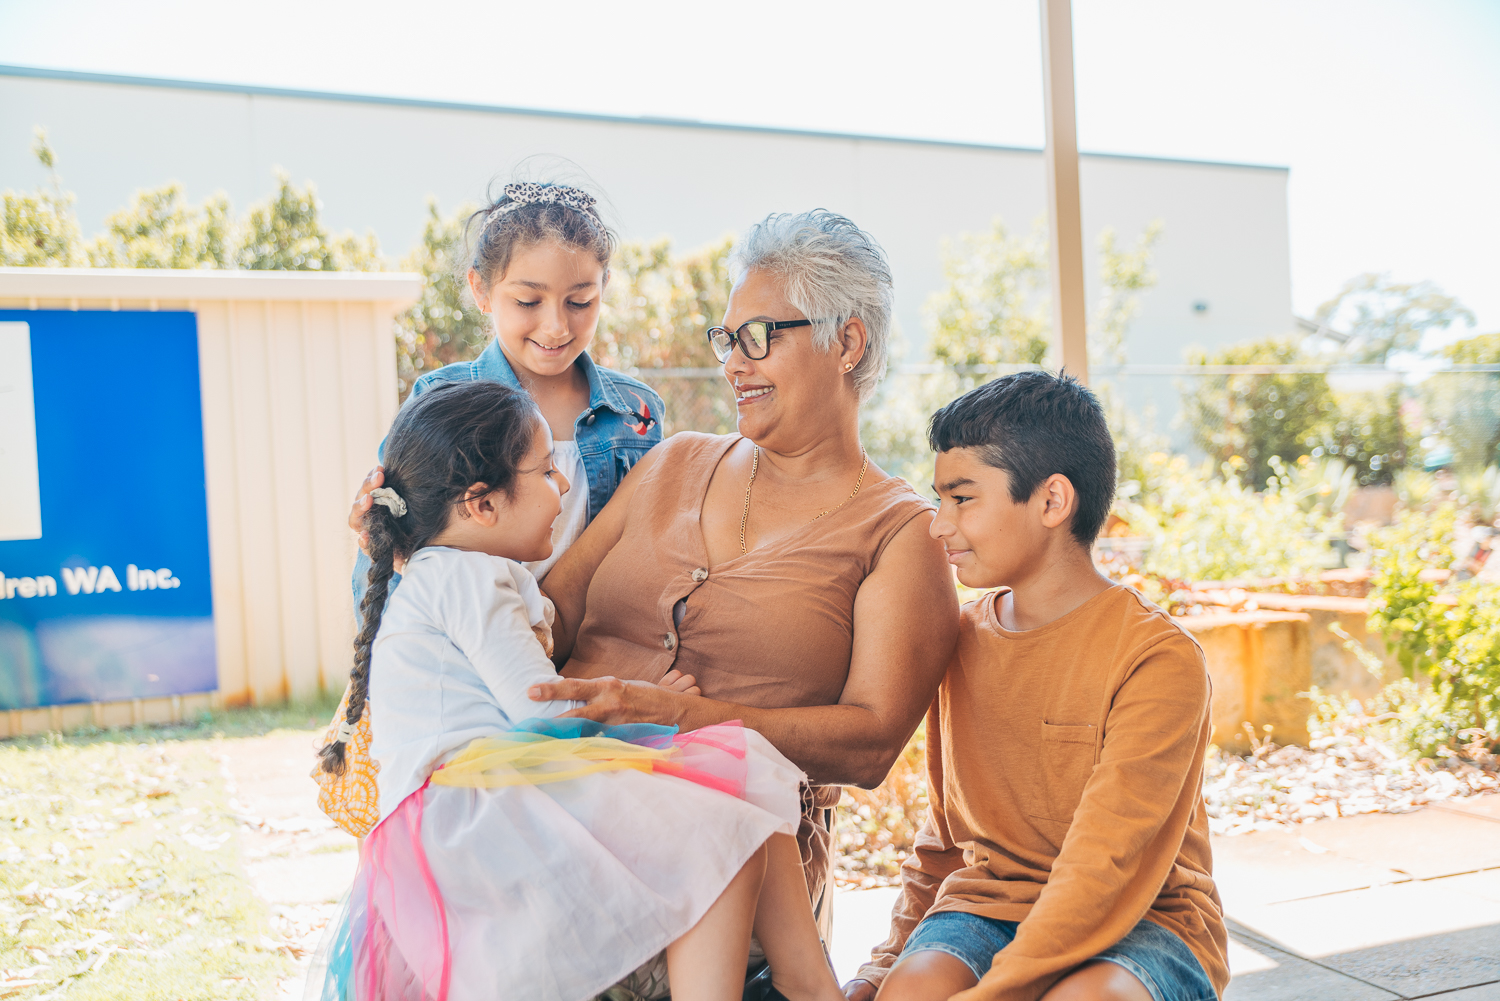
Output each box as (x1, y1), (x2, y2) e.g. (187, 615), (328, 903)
(471, 339), (636, 419)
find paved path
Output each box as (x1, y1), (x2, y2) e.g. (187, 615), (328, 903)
(833, 799), (1500, 999)
(217, 730), (358, 999)
(217, 731), (1499, 999)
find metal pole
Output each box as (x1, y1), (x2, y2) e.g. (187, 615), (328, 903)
(1040, 0), (1089, 384)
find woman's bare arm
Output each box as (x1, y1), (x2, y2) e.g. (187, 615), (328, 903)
(530, 514), (959, 788)
(541, 444), (663, 663)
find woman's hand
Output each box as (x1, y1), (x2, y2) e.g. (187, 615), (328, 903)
(349, 466), (385, 553)
(528, 676), (688, 727)
(843, 980), (877, 1001)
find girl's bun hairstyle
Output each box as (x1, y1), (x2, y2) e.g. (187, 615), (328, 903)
(318, 381), (543, 776)
(457, 180), (617, 298)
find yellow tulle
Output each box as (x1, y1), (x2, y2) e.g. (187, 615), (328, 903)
(430, 734), (677, 789)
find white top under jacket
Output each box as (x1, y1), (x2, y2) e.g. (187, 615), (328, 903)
(523, 438), (588, 583)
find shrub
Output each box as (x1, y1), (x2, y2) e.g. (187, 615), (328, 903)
(1118, 453), (1344, 583)
(835, 726), (928, 887)
(1366, 505), (1500, 748)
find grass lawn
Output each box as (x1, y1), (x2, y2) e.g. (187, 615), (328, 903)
(0, 700), (338, 1001)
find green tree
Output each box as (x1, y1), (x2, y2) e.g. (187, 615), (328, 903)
(1314, 273), (1475, 363)
(1180, 338), (1335, 487)
(924, 220), (1162, 370)
(393, 200), (489, 397)
(595, 236), (735, 434)
(86, 184), (234, 269)
(924, 220), (1050, 367)
(235, 172), (381, 272)
(1305, 387), (1408, 486)
(918, 219), (1166, 491)
(1, 129), (84, 266)
(1432, 332), (1500, 471)
(1092, 222), (1161, 367)
(595, 236), (731, 371)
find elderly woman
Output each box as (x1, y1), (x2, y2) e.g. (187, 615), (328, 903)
(533, 210), (959, 915)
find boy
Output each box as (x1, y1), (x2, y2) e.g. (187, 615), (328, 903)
(846, 373), (1227, 1001)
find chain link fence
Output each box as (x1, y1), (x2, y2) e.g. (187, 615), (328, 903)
(632, 362), (1500, 493)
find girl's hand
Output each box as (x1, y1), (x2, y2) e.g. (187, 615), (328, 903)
(349, 466), (386, 553)
(657, 670), (700, 696)
(528, 676), (686, 727)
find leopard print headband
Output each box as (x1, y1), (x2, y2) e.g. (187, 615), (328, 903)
(488, 182), (598, 224)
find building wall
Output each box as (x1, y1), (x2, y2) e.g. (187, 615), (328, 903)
(0, 67), (1293, 374)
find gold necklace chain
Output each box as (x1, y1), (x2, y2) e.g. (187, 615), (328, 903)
(739, 445), (869, 553)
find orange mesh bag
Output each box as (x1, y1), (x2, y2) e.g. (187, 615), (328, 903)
(311, 686), (380, 838)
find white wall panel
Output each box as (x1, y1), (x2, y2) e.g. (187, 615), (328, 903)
(0, 69), (1292, 370)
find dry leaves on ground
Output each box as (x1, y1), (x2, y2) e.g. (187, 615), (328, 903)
(0, 739), (289, 1001)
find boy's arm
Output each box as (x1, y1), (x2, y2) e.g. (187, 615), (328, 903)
(955, 638), (1210, 1001)
(851, 701), (967, 991)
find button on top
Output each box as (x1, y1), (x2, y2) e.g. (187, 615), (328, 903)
(663, 632), (677, 651)
(691, 567), (709, 583)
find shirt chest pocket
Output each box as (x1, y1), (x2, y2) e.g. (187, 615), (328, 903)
(1028, 722), (1097, 825)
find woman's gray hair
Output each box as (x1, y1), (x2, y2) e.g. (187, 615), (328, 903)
(728, 210), (893, 404)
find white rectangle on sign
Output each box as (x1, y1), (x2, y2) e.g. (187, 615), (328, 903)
(0, 321), (43, 541)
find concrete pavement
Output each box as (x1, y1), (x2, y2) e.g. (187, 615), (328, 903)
(831, 796), (1500, 999)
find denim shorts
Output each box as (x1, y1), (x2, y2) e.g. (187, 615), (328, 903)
(901, 911), (1216, 1001)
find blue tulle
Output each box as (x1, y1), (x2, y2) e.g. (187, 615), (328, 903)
(509, 716), (680, 748)
(307, 890), (357, 1001)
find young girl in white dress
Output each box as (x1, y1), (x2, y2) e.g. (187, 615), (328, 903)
(311, 380), (845, 1001)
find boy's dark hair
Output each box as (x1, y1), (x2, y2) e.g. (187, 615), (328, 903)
(928, 370), (1116, 547)
(317, 381), (542, 777)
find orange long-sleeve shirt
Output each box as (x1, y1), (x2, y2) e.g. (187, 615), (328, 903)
(857, 586), (1229, 1000)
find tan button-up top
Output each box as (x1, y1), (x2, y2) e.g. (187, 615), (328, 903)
(565, 432), (934, 900)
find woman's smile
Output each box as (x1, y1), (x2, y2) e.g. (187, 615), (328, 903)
(735, 383), (774, 406)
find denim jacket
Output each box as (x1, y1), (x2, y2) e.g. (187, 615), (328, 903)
(352, 340), (666, 615)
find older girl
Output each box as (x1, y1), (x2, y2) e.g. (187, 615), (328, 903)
(351, 180), (664, 586)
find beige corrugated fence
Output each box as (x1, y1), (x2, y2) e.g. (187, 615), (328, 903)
(0, 268), (420, 735)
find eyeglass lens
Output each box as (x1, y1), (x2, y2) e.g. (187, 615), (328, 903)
(739, 323), (770, 357)
(708, 322), (772, 362)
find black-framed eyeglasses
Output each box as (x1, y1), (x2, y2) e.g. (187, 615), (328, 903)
(705, 319), (819, 363)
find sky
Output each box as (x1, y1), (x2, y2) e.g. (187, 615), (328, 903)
(1, 0), (1496, 335)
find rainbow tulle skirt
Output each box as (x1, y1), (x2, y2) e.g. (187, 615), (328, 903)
(306, 718), (803, 1001)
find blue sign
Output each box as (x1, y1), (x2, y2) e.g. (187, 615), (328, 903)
(0, 310), (216, 710)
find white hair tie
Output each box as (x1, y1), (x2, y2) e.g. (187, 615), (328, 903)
(370, 487), (407, 517)
(335, 720), (358, 743)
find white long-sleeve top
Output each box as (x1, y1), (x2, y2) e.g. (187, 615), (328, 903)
(367, 546), (579, 821)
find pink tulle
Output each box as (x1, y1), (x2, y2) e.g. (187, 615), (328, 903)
(355, 779), (450, 1001)
(659, 722), (749, 797)
(350, 722), (756, 1001)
